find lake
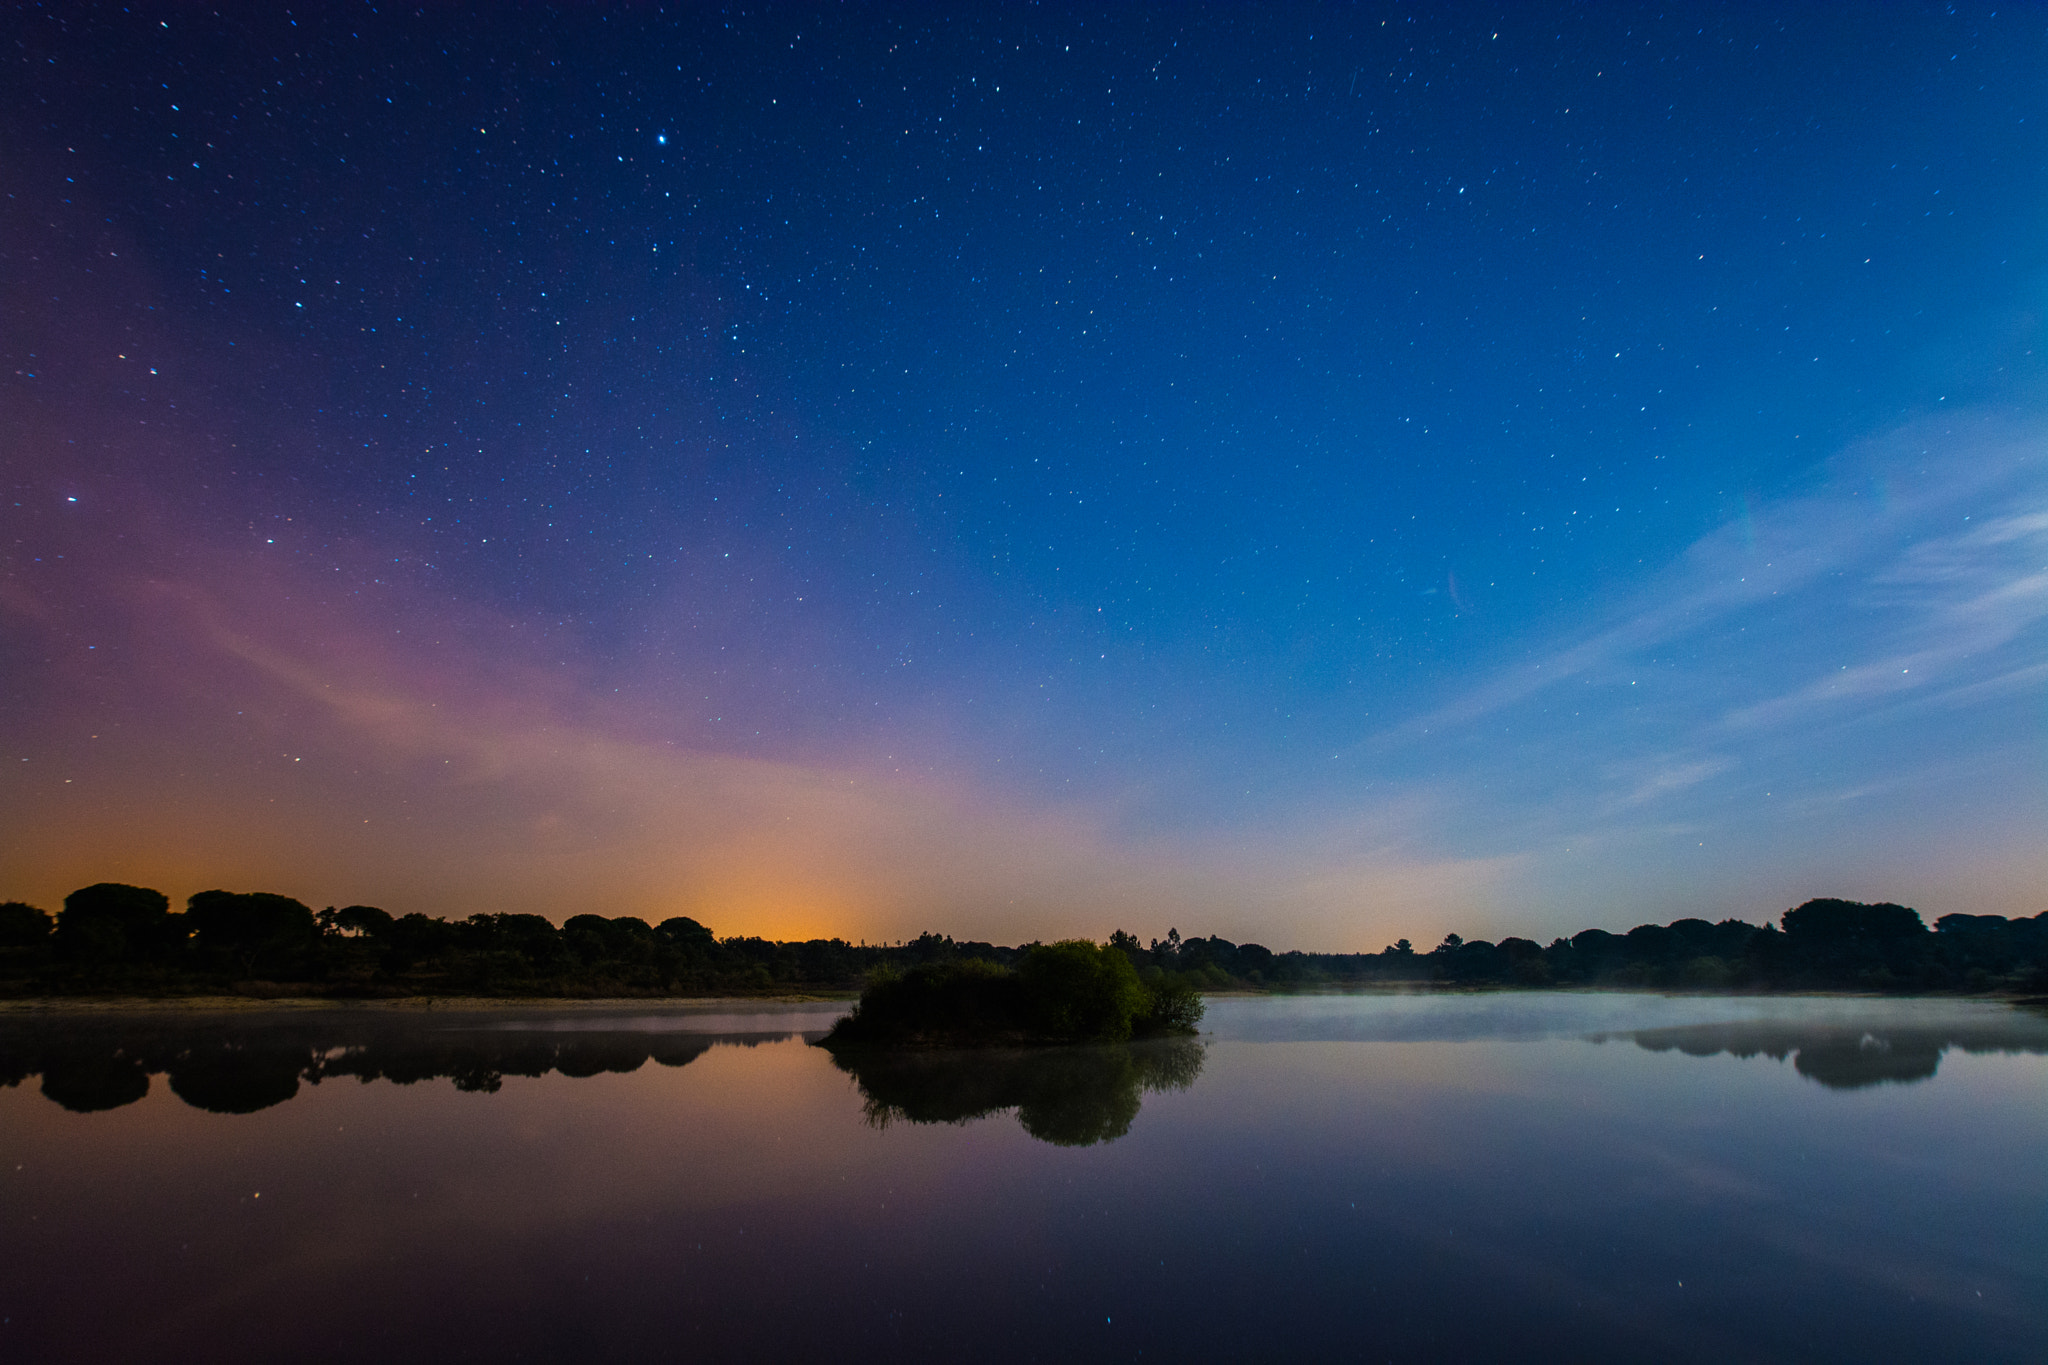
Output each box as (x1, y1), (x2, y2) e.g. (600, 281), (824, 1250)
(2, 992), (2043, 1362)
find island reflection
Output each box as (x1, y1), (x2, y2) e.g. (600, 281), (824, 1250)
(825, 1037), (1206, 1146)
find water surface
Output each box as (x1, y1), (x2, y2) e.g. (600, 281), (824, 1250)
(2, 993), (2042, 1362)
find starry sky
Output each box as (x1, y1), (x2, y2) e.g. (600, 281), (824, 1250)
(4, 2), (2045, 948)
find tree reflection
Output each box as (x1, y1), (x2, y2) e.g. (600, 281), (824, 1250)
(825, 1037), (1205, 1146)
(168, 1042), (304, 1114)
(1605, 1012), (2048, 1089)
(0, 1016), (771, 1115)
(39, 1052), (151, 1113)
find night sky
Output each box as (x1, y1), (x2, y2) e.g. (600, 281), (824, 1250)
(5, 3), (2045, 948)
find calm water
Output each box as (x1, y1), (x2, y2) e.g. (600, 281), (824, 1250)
(2, 993), (2044, 1363)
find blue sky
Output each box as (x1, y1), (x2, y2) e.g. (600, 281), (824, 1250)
(3, 2), (2044, 944)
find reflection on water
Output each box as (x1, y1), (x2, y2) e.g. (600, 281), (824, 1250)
(0, 1008), (838, 1115)
(827, 1037), (1204, 1146)
(2, 994), (2044, 1363)
(5, 995), (2043, 1119)
(0, 1008), (1205, 1146)
(1203, 989), (2048, 1044)
(1598, 1011), (2048, 1089)
(1203, 991), (2048, 1090)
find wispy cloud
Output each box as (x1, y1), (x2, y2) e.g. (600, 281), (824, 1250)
(1604, 757), (1738, 814)
(1393, 416), (2046, 744)
(1722, 507), (2048, 729)
(1320, 411), (2048, 924)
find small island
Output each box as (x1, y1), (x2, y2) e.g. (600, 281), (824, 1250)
(819, 939), (1205, 1048)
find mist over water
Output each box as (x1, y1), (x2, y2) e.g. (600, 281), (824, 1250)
(2, 994), (2043, 1361)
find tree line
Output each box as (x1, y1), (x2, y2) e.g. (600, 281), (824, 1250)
(1398, 899), (2048, 995)
(0, 882), (991, 997)
(1, 883), (2043, 998)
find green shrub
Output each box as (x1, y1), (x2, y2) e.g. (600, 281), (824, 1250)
(1135, 973), (1204, 1035)
(1018, 939), (1149, 1042)
(825, 940), (1203, 1047)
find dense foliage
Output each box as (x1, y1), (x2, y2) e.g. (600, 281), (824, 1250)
(820, 940), (1205, 1046)
(0, 884), (2042, 999)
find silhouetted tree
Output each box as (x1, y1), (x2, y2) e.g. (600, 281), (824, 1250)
(1782, 898), (1927, 944)
(185, 891), (319, 977)
(56, 883), (174, 962)
(0, 901), (53, 949)
(462, 913), (563, 962)
(826, 958), (1029, 1043)
(657, 915), (715, 948)
(330, 904), (396, 938)
(1779, 898), (1929, 985)
(562, 913), (622, 966)
(385, 912), (458, 966)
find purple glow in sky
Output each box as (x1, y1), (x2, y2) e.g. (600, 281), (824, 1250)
(3, 3), (2044, 945)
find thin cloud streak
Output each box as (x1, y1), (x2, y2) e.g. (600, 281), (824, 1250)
(1376, 414), (2046, 747)
(1308, 410), (2048, 925)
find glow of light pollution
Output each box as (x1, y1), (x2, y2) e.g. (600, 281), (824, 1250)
(4, 4), (2045, 947)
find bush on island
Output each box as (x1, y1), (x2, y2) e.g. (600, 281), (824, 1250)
(821, 939), (1205, 1047)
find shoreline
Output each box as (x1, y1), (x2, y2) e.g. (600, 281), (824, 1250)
(1, 983), (2037, 1016)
